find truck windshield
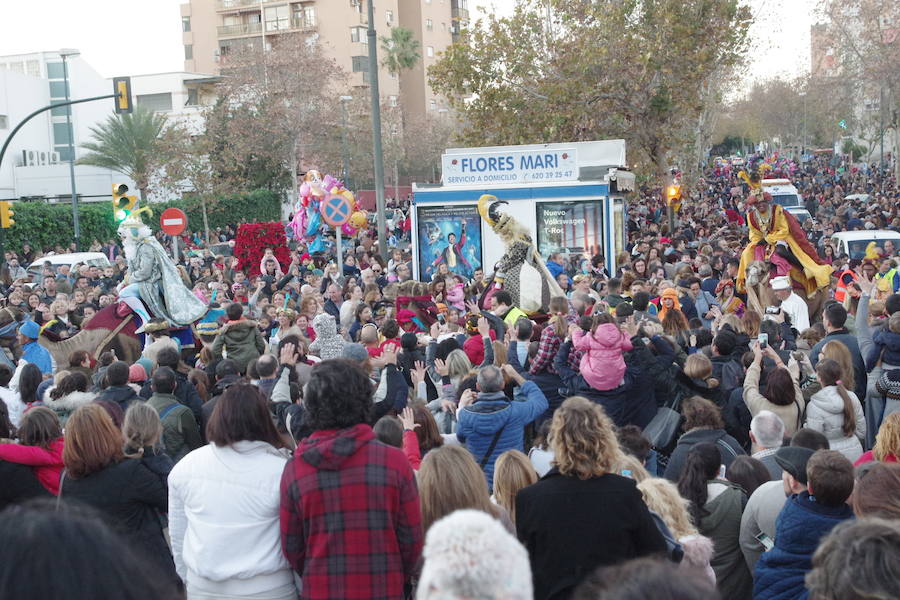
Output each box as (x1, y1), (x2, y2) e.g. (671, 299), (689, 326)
(771, 194), (800, 208)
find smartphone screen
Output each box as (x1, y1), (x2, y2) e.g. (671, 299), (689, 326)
(758, 333), (768, 349)
(755, 532), (775, 551)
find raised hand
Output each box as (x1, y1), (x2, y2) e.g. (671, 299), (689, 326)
(399, 407), (419, 431)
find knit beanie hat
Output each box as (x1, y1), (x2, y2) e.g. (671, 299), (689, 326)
(417, 510), (532, 600)
(341, 343), (369, 364)
(876, 369), (900, 400)
(128, 364), (148, 383)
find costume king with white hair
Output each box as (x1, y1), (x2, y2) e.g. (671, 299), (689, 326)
(117, 210), (207, 333)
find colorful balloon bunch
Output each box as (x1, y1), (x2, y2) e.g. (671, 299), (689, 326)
(289, 170), (368, 253)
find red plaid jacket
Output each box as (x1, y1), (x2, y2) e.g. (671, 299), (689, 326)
(280, 423), (423, 600)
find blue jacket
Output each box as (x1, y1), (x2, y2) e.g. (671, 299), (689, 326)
(22, 341), (53, 375)
(867, 328), (900, 370)
(554, 339), (657, 429)
(457, 381), (548, 489)
(546, 260), (565, 280)
(753, 492), (853, 600)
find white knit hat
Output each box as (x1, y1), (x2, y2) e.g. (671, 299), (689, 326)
(417, 509), (533, 600)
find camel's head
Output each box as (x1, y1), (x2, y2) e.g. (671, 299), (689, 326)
(746, 260), (769, 287)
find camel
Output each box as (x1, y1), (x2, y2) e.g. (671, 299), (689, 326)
(744, 260), (828, 324)
(0, 303), (159, 369)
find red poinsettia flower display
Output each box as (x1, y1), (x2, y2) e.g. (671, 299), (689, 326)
(234, 222), (290, 276)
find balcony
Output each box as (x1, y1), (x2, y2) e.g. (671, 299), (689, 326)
(217, 0), (277, 11)
(359, 12), (368, 25)
(262, 16), (317, 34)
(451, 7), (470, 21)
(218, 22), (263, 37)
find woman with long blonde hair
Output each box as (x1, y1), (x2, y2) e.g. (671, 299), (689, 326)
(856, 411), (900, 466)
(515, 397), (666, 600)
(417, 445), (512, 533)
(493, 450), (538, 525)
(637, 477), (715, 585)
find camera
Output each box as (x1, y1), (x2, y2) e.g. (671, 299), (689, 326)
(765, 306), (781, 315)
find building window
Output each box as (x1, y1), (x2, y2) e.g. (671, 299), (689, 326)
(265, 5), (291, 31)
(182, 16), (191, 32)
(186, 88), (199, 106)
(351, 26), (366, 43)
(0, 115), (8, 129)
(136, 92), (173, 112)
(46, 62), (65, 79)
(50, 101), (70, 118)
(351, 56), (369, 72)
(26, 60), (40, 77)
(185, 45), (194, 60)
(430, 100), (437, 110)
(56, 146), (73, 162)
(426, 46), (434, 57)
(305, 7), (316, 26)
(53, 122), (72, 146)
(426, 19), (433, 31)
(385, 9), (393, 24)
(389, 95), (398, 107)
(49, 81), (69, 99)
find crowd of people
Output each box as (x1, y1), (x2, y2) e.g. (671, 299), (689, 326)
(1, 154), (900, 600)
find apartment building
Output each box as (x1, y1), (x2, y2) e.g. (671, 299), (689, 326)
(0, 51), (218, 201)
(180, 0), (455, 122)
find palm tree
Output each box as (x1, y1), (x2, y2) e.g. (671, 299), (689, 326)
(380, 26), (421, 79)
(78, 105), (167, 201)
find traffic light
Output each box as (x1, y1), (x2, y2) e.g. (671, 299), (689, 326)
(112, 183), (137, 223)
(0, 201), (14, 228)
(112, 76), (133, 114)
(665, 185), (681, 205)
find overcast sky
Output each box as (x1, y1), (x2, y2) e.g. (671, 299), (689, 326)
(0, 0), (814, 82)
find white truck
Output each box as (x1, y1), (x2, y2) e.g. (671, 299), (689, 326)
(761, 178), (811, 223)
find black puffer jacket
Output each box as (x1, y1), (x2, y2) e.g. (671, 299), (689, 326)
(554, 338), (657, 429)
(94, 385), (142, 413)
(61, 458), (177, 587)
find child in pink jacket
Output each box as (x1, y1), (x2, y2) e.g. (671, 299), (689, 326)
(572, 315), (632, 391)
(0, 406), (65, 495)
(445, 278), (466, 312)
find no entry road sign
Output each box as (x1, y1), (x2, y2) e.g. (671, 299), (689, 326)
(160, 208), (188, 236)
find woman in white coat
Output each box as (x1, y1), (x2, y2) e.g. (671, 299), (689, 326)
(168, 383), (295, 600)
(805, 358), (866, 462)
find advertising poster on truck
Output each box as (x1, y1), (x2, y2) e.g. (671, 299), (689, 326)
(417, 205), (483, 281)
(535, 200), (604, 258)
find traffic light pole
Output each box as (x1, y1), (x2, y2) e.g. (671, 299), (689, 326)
(0, 93), (119, 179)
(0, 92), (118, 259)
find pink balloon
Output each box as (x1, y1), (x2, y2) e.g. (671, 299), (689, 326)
(341, 223), (357, 235)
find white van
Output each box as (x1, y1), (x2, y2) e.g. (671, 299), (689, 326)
(27, 252), (111, 280)
(830, 231), (900, 260)
(761, 178), (810, 223)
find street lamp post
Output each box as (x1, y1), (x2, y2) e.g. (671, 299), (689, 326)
(60, 48), (81, 251)
(365, 0), (388, 260)
(336, 95), (353, 270)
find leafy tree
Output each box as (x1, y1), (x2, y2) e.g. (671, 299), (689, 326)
(77, 105), (167, 200)
(205, 33), (348, 193)
(381, 26), (422, 77)
(428, 0), (752, 186)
